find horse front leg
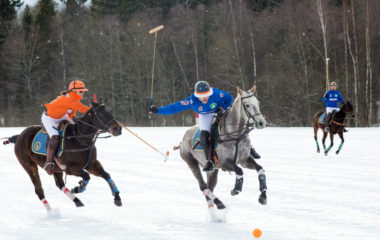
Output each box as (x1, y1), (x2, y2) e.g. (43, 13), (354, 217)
(183, 153), (225, 209)
(241, 156), (267, 205)
(71, 170), (90, 194)
(336, 131), (344, 155)
(87, 160), (122, 207)
(325, 133), (334, 156)
(53, 172), (84, 207)
(231, 165), (244, 196)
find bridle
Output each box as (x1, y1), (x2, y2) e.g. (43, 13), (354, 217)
(241, 94), (263, 127)
(219, 93), (263, 142)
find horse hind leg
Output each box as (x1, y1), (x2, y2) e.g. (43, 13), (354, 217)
(87, 160), (122, 207)
(183, 153), (225, 209)
(313, 126), (320, 153)
(18, 158), (52, 211)
(325, 133), (334, 156)
(53, 172), (84, 207)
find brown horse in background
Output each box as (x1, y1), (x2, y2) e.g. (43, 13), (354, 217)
(4, 101), (123, 211)
(312, 101), (355, 156)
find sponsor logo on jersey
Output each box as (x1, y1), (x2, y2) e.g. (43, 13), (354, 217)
(198, 106), (203, 112)
(210, 103), (217, 109)
(220, 93), (224, 98)
(180, 100), (190, 105)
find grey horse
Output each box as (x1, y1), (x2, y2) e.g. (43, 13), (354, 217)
(176, 85), (267, 209)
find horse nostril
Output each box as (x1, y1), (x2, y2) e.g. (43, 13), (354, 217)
(258, 122), (263, 127)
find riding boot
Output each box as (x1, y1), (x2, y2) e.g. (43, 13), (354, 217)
(343, 128), (348, 132)
(44, 135), (59, 175)
(250, 147), (261, 159)
(324, 113), (332, 132)
(200, 130), (214, 172)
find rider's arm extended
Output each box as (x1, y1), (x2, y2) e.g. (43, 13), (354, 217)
(157, 96), (193, 115)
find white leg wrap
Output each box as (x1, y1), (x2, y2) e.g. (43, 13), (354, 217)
(203, 189), (216, 200)
(42, 198), (51, 212)
(236, 174), (243, 179)
(258, 169), (265, 175)
(62, 186), (76, 201)
(207, 199), (214, 208)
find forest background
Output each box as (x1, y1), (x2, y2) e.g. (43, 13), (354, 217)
(0, 0), (379, 127)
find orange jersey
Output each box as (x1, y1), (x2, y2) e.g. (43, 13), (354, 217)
(45, 92), (90, 119)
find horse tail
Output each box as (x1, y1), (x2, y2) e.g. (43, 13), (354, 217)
(2, 135), (19, 145)
(173, 143), (181, 151)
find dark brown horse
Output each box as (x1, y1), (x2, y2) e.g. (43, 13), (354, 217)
(4, 101), (123, 211)
(312, 101), (355, 155)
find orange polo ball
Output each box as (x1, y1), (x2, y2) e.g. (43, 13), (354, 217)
(252, 228), (262, 238)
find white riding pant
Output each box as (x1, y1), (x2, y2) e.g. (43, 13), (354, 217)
(326, 107), (340, 114)
(41, 112), (73, 138)
(199, 113), (214, 132)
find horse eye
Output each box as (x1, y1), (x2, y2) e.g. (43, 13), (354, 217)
(245, 104), (250, 108)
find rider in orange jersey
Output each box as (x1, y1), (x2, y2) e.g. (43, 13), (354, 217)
(42, 80), (90, 175)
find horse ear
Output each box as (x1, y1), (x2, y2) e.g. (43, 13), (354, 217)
(250, 85), (257, 94)
(237, 87), (242, 96)
(90, 100), (98, 107)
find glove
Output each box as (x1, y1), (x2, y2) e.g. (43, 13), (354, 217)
(214, 107), (224, 119)
(149, 105), (158, 113)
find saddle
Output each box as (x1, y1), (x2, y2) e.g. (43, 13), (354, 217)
(318, 113), (327, 124)
(192, 126), (221, 151)
(32, 122), (69, 157)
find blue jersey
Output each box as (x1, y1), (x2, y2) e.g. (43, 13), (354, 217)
(157, 88), (233, 115)
(322, 90), (344, 108)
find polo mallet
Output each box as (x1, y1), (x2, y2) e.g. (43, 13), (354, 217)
(148, 25), (164, 119)
(117, 121), (170, 161)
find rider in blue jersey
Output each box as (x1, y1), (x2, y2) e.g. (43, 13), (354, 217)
(322, 82), (345, 132)
(149, 81), (261, 171)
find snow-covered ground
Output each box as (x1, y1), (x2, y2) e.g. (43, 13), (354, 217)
(0, 127), (379, 240)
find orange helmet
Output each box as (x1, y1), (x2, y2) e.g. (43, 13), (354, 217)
(68, 80), (88, 92)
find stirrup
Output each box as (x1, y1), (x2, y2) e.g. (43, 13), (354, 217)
(202, 160), (214, 172)
(325, 126), (330, 132)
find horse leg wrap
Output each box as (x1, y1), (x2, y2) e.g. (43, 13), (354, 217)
(258, 171), (267, 192)
(203, 189), (216, 200)
(41, 198), (51, 212)
(207, 199), (214, 208)
(338, 142), (344, 151)
(234, 175), (244, 192)
(107, 179), (119, 196)
(71, 180), (89, 194)
(62, 186), (76, 201)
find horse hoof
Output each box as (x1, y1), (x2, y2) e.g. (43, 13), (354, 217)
(114, 193), (122, 207)
(214, 198), (226, 210)
(258, 191), (267, 205)
(74, 198), (84, 207)
(317, 149), (320, 153)
(114, 199), (122, 207)
(324, 151), (328, 156)
(231, 189), (240, 196)
(336, 151), (340, 155)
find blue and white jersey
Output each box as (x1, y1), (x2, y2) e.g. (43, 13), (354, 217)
(157, 88), (233, 115)
(322, 90), (344, 108)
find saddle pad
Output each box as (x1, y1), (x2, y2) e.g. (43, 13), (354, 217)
(318, 113), (326, 124)
(192, 128), (220, 151)
(31, 126), (67, 157)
